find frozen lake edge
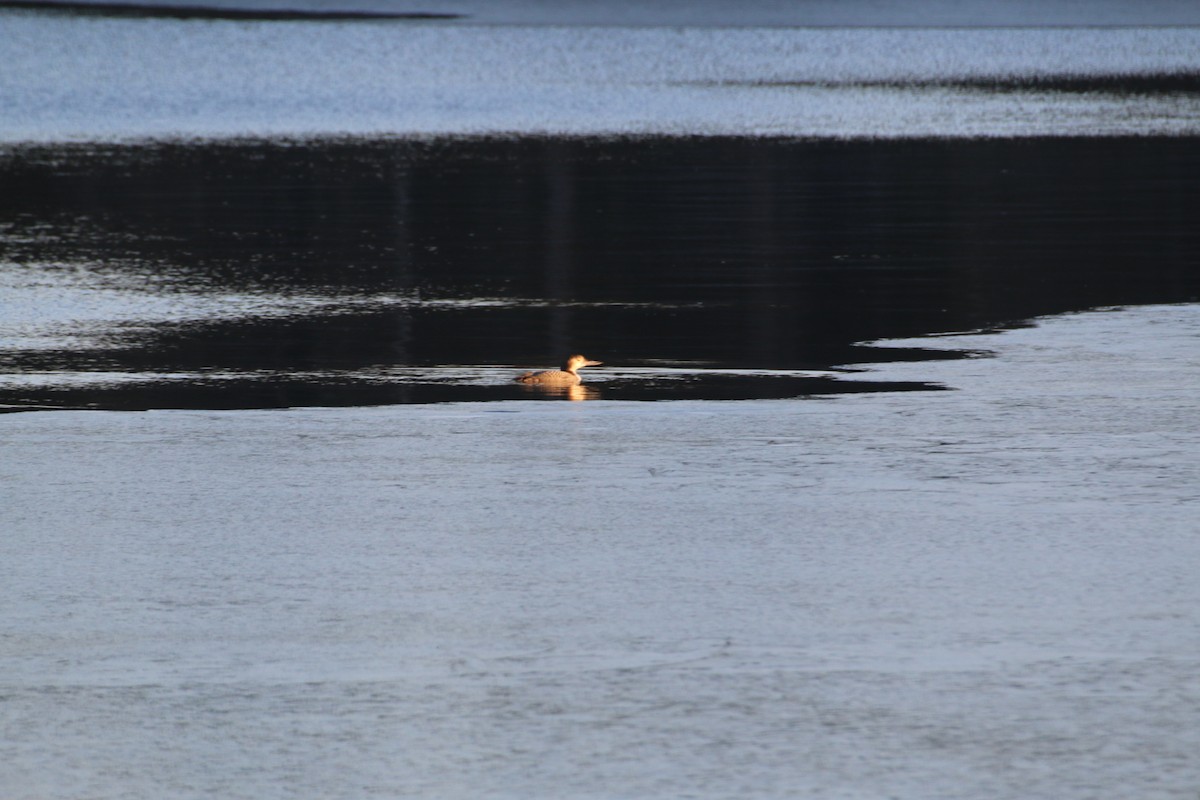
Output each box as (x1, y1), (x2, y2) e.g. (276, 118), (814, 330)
(3, 303), (1200, 799)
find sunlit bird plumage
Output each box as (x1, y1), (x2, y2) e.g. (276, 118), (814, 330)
(514, 354), (603, 386)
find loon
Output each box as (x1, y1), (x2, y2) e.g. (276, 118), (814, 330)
(514, 354), (603, 386)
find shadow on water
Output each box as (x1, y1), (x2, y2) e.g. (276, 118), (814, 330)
(1, 136), (1198, 410)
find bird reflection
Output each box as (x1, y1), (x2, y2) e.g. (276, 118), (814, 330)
(517, 382), (602, 401)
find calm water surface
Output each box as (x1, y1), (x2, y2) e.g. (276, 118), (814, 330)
(3, 6), (1200, 798)
(3, 11), (1200, 139)
(3, 136), (1199, 410)
(5, 304), (1200, 800)
(4, 5), (1200, 411)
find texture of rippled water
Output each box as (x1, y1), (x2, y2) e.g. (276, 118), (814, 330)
(4, 304), (1200, 799)
(3, 10), (1200, 140)
(3, 4), (1200, 797)
(3, 137), (1199, 410)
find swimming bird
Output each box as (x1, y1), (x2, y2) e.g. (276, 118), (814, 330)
(514, 354), (603, 386)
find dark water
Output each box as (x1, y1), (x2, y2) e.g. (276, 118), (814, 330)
(2, 136), (1199, 410)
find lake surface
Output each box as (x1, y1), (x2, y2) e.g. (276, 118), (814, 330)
(3, 3), (1200, 798)
(3, 136), (1199, 410)
(3, 13), (1200, 140)
(5, 303), (1200, 799)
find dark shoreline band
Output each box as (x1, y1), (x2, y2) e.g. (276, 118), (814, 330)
(0, 0), (463, 21)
